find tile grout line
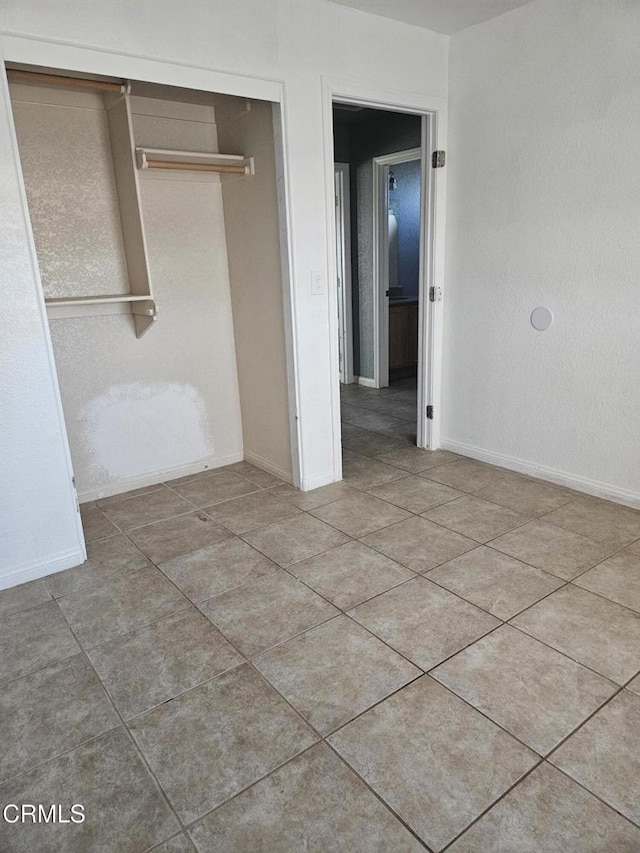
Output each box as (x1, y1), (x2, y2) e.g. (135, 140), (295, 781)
(441, 752), (640, 850)
(0, 630), (186, 845)
(173, 655), (435, 850)
(341, 409), (640, 841)
(84, 481), (637, 641)
(542, 760), (640, 833)
(437, 756), (546, 852)
(11, 459), (640, 690)
(53, 597), (190, 838)
(106, 496), (559, 849)
(5, 431), (640, 848)
(323, 739), (435, 852)
(98, 470), (289, 541)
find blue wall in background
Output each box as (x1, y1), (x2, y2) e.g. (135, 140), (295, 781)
(389, 159), (421, 301)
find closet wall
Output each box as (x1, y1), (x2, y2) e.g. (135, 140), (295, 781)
(214, 95), (293, 482)
(9, 80), (244, 500)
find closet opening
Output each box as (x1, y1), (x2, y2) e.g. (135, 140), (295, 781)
(7, 63), (297, 548)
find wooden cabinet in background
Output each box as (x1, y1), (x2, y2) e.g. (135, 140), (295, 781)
(389, 299), (418, 377)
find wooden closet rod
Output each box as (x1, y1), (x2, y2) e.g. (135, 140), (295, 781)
(7, 69), (124, 93)
(145, 160), (247, 174)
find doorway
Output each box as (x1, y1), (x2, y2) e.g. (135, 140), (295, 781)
(374, 149), (421, 391)
(331, 103), (429, 457)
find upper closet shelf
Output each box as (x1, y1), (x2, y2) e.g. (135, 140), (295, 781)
(135, 147), (255, 176)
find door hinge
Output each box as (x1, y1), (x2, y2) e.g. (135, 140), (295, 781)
(426, 405), (434, 420)
(432, 150), (446, 169)
(429, 286), (443, 302)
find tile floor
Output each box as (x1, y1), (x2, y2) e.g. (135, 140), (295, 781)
(3, 392), (640, 850)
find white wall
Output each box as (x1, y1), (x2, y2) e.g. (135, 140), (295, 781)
(443, 0), (640, 504)
(10, 84), (244, 502)
(0, 52), (85, 589)
(215, 96), (293, 483)
(0, 0), (448, 586)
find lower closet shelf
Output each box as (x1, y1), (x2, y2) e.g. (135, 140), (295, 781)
(45, 294), (158, 336)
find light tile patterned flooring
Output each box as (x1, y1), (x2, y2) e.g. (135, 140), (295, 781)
(2, 385), (640, 850)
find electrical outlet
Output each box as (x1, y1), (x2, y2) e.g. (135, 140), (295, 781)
(311, 269), (326, 296)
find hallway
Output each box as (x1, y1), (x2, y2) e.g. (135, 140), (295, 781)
(340, 378), (418, 452)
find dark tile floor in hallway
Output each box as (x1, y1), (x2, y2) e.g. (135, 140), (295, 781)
(3, 402), (640, 850)
(340, 376), (418, 448)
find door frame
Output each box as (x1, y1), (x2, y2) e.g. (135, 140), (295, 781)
(372, 146), (421, 390)
(334, 162), (354, 385)
(322, 76), (447, 473)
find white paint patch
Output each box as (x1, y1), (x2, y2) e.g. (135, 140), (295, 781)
(81, 382), (212, 481)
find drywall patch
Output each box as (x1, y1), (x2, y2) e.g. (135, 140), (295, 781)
(81, 382), (212, 482)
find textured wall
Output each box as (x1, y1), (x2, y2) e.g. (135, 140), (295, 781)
(445, 0), (640, 499)
(390, 158), (421, 301)
(0, 0), (448, 587)
(0, 61), (84, 588)
(215, 96), (293, 481)
(11, 85), (243, 500)
(10, 85), (129, 299)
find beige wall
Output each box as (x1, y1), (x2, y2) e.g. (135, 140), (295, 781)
(10, 82), (244, 500)
(215, 96), (293, 481)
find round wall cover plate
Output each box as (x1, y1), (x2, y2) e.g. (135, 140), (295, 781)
(531, 306), (553, 331)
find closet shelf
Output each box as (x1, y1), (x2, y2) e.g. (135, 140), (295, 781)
(46, 294), (154, 307)
(45, 294), (158, 332)
(135, 147), (255, 175)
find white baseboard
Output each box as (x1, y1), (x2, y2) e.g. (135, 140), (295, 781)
(0, 548), (86, 592)
(440, 438), (640, 509)
(301, 471), (338, 491)
(78, 452), (244, 503)
(356, 376), (377, 388)
(243, 451), (293, 484)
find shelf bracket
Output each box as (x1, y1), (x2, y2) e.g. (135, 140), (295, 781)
(130, 299), (158, 338)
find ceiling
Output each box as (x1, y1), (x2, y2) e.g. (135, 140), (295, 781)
(328, 0), (536, 35)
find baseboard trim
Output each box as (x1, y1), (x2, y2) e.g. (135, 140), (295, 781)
(78, 452), (245, 503)
(243, 451), (293, 484)
(301, 471), (338, 491)
(440, 438), (640, 509)
(0, 548), (86, 592)
(356, 376), (377, 389)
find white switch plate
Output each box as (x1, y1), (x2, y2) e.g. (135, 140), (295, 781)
(311, 269), (326, 296)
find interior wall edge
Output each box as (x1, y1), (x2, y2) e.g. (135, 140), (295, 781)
(0, 8), (449, 583)
(0, 45), (86, 583)
(0, 548), (86, 592)
(355, 375), (377, 388)
(76, 450), (244, 504)
(301, 471), (339, 492)
(243, 451), (293, 485)
(440, 438), (640, 511)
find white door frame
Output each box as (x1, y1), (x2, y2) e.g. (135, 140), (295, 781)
(334, 162), (354, 385)
(372, 146), (421, 391)
(322, 77), (447, 473)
